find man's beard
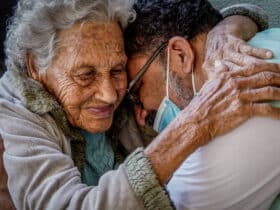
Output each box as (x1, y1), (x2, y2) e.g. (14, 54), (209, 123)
(171, 72), (193, 107)
(138, 72), (193, 146)
(144, 72), (191, 127)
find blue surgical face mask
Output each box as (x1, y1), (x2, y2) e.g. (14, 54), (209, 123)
(153, 48), (197, 133)
(153, 96), (180, 132)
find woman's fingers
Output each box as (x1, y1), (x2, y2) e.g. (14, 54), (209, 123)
(238, 43), (273, 59)
(223, 51), (263, 67)
(250, 103), (280, 119)
(240, 87), (280, 102)
(237, 71), (280, 89)
(219, 60), (242, 72)
(200, 71), (280, 115)
(230, 62), (280, 77)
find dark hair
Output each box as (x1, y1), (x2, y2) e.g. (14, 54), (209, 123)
(125, 0), (222, 56)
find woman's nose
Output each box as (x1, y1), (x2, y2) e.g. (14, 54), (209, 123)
(95, 78), (118, 104)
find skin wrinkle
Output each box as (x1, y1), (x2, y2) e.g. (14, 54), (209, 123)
(35, 21), (127, 133)
(129, 40), (280, 160)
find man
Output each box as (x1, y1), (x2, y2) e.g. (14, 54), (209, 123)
(124, 0), (280, 209)
(0, 0), (280, 209)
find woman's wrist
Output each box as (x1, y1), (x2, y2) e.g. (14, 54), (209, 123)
(209, 15), (258, 41)
(144, 116), (207, 184)
(220, 3), (269, 31)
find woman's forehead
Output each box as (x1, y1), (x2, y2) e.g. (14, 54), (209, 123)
(59, 21), (124, 47)
(53, 21), (127, 68)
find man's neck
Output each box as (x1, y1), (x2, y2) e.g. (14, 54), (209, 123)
(190, 33), (208, 92)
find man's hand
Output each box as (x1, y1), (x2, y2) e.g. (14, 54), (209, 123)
(203, 15), (273, 78)
(0, 136), (16, 210)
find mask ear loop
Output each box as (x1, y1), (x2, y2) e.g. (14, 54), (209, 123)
(192, 65), (198, 96)
(166, 47), (170, 98)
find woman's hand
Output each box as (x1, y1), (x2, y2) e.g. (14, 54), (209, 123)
(203, 15), (273, 78)
(182, 61), (280, 146)
(145, 61), (280, 185)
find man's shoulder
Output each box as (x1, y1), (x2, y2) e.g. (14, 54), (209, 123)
(167, 117), (280, 210)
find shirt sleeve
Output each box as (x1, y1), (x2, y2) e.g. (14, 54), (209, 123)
(0, 98), (174, 210)
(220, 3), (269, 31)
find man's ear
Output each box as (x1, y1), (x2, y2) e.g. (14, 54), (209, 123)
(168, 36), (194, 75)
(26, 54), (40, 81)
(133, 105), (149, 127)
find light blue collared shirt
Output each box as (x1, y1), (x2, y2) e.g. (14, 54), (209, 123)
(248, 27), (280, 210)
(248, 28), (280, 108)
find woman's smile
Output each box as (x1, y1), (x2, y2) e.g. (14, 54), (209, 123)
(84, 104), (114, 118)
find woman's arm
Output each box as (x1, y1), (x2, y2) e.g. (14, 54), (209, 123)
(0, 97), (154, 210)
(0, 136), (16, 210)
(143, 61), (280, 185)
(204, 4), (273, 78)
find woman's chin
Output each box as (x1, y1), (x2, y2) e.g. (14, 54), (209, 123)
(81, 117), (113, 134)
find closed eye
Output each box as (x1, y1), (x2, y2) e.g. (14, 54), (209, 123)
(111, 64), (125, 77)
(111, 69), (124, 75)
(77, 71), (96, 80)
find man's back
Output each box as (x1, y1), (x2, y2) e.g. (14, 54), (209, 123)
(167, 28), (280, 210)
(167, 117), (280, 210)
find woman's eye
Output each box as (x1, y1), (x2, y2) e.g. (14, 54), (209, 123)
(111, 69), (124, 76)
(78, 71), (95, 80)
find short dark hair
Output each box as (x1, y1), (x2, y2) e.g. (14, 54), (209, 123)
(125, 0), (222, 56)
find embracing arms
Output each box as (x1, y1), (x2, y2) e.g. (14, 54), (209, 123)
(1, 3), (278, 210)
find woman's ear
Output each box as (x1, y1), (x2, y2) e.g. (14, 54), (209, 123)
(26, 54), (40, 81)
(168, 36), (194, 75)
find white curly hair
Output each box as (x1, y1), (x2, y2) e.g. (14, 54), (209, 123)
(5, 0), (136, 73)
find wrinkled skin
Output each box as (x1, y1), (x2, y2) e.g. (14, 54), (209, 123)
(179, 62), (280, 143)
(145, 61), (280, 184)
(203, 15), (274, 78)
(129, 16), (280, 184)
(29, 21), (127, 133)
(1, 17), (279, 207)
(1, 21), (128, 208)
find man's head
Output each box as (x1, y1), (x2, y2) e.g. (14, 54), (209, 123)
(125, 0), (222, 127)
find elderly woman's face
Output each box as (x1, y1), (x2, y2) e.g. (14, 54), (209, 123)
(36, 21), (127, 133)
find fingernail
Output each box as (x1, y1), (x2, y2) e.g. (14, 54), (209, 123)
(266, 51), (273, 58)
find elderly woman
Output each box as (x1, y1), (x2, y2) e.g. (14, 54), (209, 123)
(1, 0), (280, 210)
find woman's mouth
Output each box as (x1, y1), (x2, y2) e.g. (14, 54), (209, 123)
(85, 104), (114, 118)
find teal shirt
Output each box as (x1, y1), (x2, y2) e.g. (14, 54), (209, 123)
(81, 131), (116, 186)
(248, 28), (280, 109)
(248, 28), (280, 209)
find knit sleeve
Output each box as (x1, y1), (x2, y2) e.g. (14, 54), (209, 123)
(220, 3), (269, 31)
(125, 148), (174, 210)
